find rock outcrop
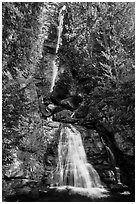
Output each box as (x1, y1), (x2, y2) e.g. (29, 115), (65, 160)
(37, 82), (134, 194)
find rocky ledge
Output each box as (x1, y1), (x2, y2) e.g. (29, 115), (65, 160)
(3, 181), (134, 202)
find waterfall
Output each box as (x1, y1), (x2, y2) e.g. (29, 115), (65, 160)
(52, 124), (108, 198)
(50, 59), (58, 92)
(50, 5), (66, 92)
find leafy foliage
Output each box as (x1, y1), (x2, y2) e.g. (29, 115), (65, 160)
(2, 2), (135, 186)
(2, 2), (47, 179)
(56, 2), (135, 151)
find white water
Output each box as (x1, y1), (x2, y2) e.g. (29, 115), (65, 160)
(50, 6), (66, 92)
(52, 124), (108, 198)
(50, 59), (58, 92)
(56, 5), (66, 54)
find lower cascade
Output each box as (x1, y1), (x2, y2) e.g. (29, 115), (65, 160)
(51, 124), (108, 198)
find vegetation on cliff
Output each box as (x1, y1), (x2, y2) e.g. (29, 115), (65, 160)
(2, 2), (135, 200)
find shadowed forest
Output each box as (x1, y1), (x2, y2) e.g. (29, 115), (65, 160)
(2, 2), (135, 202)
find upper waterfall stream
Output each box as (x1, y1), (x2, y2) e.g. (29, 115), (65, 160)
(50, 59), (58, 92)
(50, 5), (66, 92)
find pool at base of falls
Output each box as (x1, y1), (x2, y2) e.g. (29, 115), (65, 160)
(49, 185), (109, 199)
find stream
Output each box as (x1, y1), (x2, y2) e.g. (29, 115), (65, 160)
(3, 4), (135, 202)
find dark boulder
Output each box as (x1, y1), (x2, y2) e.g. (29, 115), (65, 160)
(60, 95), (83, 111)
(53, 110), (78, 123)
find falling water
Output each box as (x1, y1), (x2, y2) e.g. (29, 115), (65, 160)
(50, 6), (66, 92)
(52, 124), (108, 198)
(50, 58), (58, 92)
